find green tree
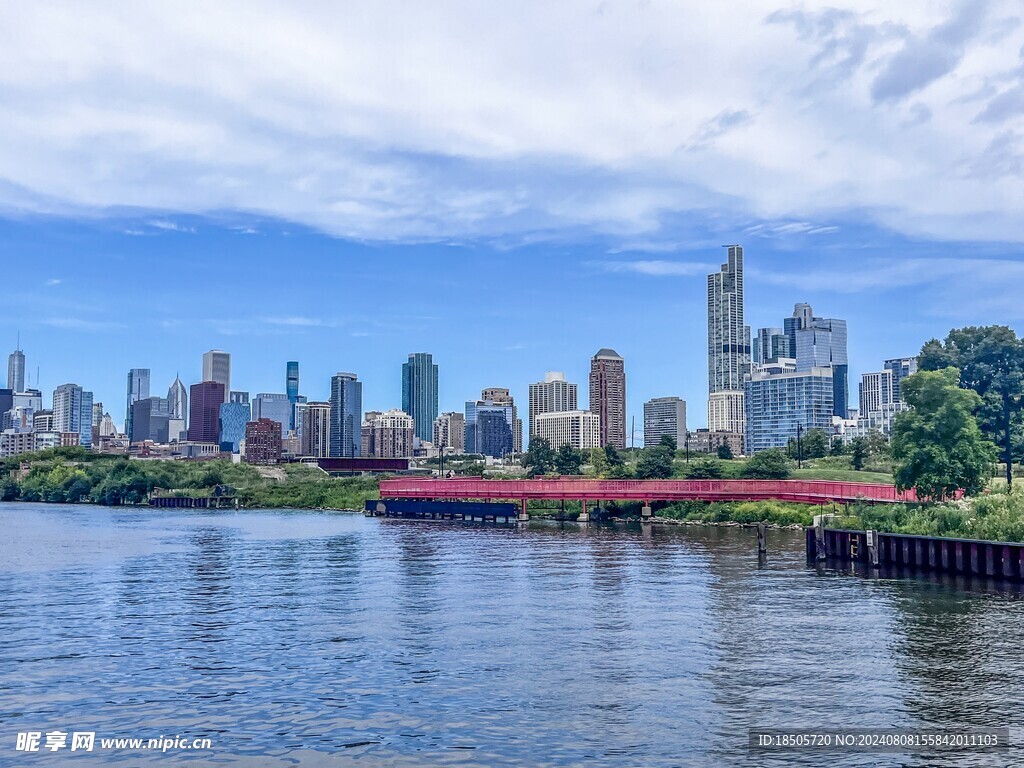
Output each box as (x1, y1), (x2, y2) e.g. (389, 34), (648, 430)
(636, 442), (674, 479)
(521, 437), (555, 476)
(659, 434), (678, 451)
(554, 443), (583, 475)
(587, 447), (609, 477)
(803, 429), (830, 459)
(742, 449), (792, 479)
(685, 456), (724, 479)
(849, 436), (868, 471)
(604, 444), (631, 479)
(716, 442), (734, 460)
(920, 326), (1024, 486)
(891, 367), (996, 501)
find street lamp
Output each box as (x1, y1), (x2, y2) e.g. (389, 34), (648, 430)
(684, 433), (690, 464)
(796, 424), (804, 469)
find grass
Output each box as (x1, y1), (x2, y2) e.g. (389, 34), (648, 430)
(791, 467), (894, 484)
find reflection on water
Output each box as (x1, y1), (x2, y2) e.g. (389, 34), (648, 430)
(1, 503), (1023, 766)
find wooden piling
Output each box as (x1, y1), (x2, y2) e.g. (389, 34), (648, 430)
(757, 522), (766, 555)
(866, 529), (879, 567)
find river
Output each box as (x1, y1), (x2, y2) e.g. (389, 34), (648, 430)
(1, 502), (1022, 766)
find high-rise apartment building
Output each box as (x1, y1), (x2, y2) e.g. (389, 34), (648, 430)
(188, 381), (225, 443)
(244, 418), (282, 465)
(744, 367), (834, 454)
(402, 353), (438, 443)
(362, 409), (415, 458)
(589, 349), (626, 449)
(433, 412), (466, 453)
(202, 350), (231, 403)
(7, 347), (25, 392)
(884, 357), (919, 402)
(52, 383), (94, 448)
(643, 397), (687, 447)
(528, 372), (578, 442)
(534, 410), (600, 451)
(125, 368), (151, 441)
(707, 245), (750, 433)
(481, 387), (521, 452)
(329, 372), (362, 457)
(300, 401), (331, 458)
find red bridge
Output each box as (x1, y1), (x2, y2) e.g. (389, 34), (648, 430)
(380, 477), (917, 509)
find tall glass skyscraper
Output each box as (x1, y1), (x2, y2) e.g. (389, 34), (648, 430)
(744, 367), (834, 453)
(219, 401), (251, 452)
(252, 393), (292, 437)
(53, 383), (94, 448)
(286, 361), (299, 428)
(330, 372), (362, 457)
(125, 368), (151, 441)
(202, 349), (231, 403)
(167, 375), (188, 423)
(787, 303), (849, 418)
(7, 347), (25, 392)
(402, 353), (438, 443)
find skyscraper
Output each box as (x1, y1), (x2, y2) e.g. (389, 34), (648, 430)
(202, 350), (231, 403)
(218, 401), (251, 452)
(787, 303), (849, 418)
(884, 357), (919, 403)
(707, 245), (750, 434)
(131, 397), (171, 443)
(643, 397), (687, 447)
(252, 393), (292, 436)
(300, 401), (331, 458)
(745, 367), (834, 453)
(402, 352), (438, 443)
(362, 409), (415, 458)
(167, 375), (188, 424)
(481, 387), (522, 453)
(188, 381), (225, 443)
(286, 361), (299, 428)
(330, 372), (362, 457)
(528, 372), (578, 442)
(752, 328), (789, 367)
(589, 348), (626, 449)
(125, 368), (151, 441)
(7, 346), (25, 392)
(464, 400), (514, 458)
(52, 383), (94, 448)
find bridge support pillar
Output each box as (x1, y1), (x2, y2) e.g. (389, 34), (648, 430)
(641, 502), (652, 522)
(518, 499), (529, 523)
(578, 500), (590, 523)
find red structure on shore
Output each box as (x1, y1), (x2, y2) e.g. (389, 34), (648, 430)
(379, 477), (917, 506)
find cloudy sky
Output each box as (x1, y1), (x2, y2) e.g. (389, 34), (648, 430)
(1, 1), (1023, 435)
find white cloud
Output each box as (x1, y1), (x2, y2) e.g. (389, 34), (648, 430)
(42, 317), (126, 331)
(44, 278), (61, 286)
(0, 2), (1021, 244)
(587, 259), (715, 277)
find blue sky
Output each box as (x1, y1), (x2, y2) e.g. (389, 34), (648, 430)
(1, 1), (1023, 436)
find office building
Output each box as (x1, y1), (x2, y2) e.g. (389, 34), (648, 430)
(244, 418), (282, 465)
(202, 350), (231, 402)
(252, 393), (292, 436)
(643, 397), (687, 447)
(782, 303), (849, 418)
(130, 397), (170, 443)
(753, 327), (789, 366)
(125, 368), (151, 441)
(589, 349), (626, 449)
(286, 361), (299, 428)
(707, 246), (750, 432)
(219, 401), (251, 452)
(52, 383), (94, 448)
(230, 390), (249, 404)
(884, 357), (919, 402)
(529, 372), (578, 442)
(744, 367), (834, 454)
(534, 410), (600, 451)
(7, 347), (25, 392)
(167, 375), (188, 425)
(433, 412), (466, 453)
(188, 381), (225, 443)
(481, 387), (522, 452)
(402, 352), (438, 443)
(330, 372), (362, 458)
(362, 409), (415, 458)
(0, 388), (11, 426)
(465, 399), (514, 458)
(300, 401), (331, 458)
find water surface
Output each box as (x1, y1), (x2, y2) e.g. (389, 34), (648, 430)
(1, 503), (1022, 766)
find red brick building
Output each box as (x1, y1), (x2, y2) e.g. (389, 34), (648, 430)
(245, 418), (282, 465)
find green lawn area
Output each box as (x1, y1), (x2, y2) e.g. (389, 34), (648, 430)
(791, 467), (894, 484)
